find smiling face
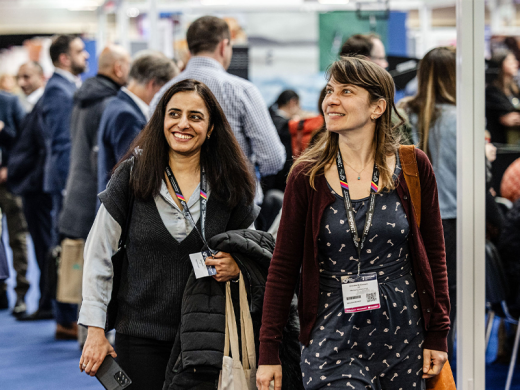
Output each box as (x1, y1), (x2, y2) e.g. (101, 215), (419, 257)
(322, 78), (385, 135)
(164, 91), (213, 158)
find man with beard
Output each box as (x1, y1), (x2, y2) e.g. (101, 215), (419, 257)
(39, 34), (88, 339)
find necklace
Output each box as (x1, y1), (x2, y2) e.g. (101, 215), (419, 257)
(343, 158), (374, 180)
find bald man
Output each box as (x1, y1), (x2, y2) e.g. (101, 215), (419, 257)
(17, 61), (46, 112)
(49, 45), (130, 339)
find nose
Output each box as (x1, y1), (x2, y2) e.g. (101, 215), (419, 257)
(177, 115), (190, 129)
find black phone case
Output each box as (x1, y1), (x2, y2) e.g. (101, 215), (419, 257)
(95, 356), (132, 390)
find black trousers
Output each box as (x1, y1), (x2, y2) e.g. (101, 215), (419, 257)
(442, 218), (457, 362)
(115, 333), (174, 390)
(22, 192), (53, 311)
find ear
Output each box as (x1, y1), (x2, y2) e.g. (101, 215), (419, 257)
(59, 52), (70, 68)
(219, 39), (229, 57)
(113, 60), (122, 78)
(371, 98), (387, 119)
(207, 124), (215, 138)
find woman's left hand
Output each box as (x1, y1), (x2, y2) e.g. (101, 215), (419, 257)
(422, 348), (448, 379)
(205, 251), (240, 282)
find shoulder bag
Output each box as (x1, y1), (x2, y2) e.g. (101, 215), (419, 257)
(219, 272), (258, 390)
(399, 145), (456, 390)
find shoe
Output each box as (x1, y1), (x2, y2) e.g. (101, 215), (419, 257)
(17, 309), (54, 321)
(11, 298), (26, 318)
(0, 289), (8, 310)
(55, 322), (78, 340)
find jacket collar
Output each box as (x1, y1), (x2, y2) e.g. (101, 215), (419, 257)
(116, 89), (147, 122)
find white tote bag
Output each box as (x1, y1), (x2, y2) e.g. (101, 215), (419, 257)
(218, 273), (258, 390)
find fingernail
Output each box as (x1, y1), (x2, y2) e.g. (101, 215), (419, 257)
(423, 367), (428, 373)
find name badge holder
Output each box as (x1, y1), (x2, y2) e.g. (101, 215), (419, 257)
(336, 151), (381, 313)
(165, 166), (217, 279)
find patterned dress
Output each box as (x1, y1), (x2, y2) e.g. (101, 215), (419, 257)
(300, 156), (426, 390)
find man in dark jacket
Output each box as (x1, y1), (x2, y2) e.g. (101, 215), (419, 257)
(59, 45), (130, 240)
(0, 91), (30, 317)
(39, 34), (88, 339)
(97, 52), (177, 194)
(58, 44), (130, 346)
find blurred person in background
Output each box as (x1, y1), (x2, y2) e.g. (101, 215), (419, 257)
(151, 15), (286, 206)
(9, 62), (53, 321)
(400, 46), (458, 362)
(265, 89), (300, 194)
(0, 85), (29, 318)
(58, 45), (130, 345)
(16, 62), (46, 112)
(341, 33), (413, 145)
(486, 49), (520, 145)
(39, 34), (88, 339)
(97, 52), (177, 194)
(0, 74), (20, 94)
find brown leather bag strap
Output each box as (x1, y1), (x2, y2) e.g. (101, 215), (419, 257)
(399, 145), (421, 228)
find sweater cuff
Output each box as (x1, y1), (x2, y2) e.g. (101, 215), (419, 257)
(424, 329), (449, 353)
(259, 341), (282, 366)
(78, 300), (107, 329)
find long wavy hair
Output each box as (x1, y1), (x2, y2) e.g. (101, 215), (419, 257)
(117, 79), (256, 209)
(290, 56), (403, 192)
(406, 46), (456, 155)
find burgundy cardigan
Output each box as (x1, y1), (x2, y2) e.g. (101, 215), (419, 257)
(258, 148), (450, 366)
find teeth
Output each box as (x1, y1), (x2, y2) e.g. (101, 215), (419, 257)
(328, 113), (344, 117)
(174, 133), (193, 139)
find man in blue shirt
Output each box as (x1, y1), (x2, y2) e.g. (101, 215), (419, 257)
(151, 16), (285, 205)
(38, 34), (88, 339)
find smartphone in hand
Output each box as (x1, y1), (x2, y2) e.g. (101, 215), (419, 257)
(95, 356), (132, 390)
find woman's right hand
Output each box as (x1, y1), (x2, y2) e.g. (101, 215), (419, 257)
(500, 111), (520, 127)
(256, 365), (282, 390)
(79, 326), (117, 376)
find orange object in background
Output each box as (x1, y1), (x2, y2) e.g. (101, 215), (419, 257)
(288, 115), (324, 157)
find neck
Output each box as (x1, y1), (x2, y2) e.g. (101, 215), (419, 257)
(168, 150), (201, 177)
(56, 66), (72, 75)
(337, 127), (376, 167)
(127, 81), (149, 104)
(503, 75), (514, 92)
(194, 53), (225, 68)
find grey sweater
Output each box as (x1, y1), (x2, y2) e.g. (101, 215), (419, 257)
(99, 159), (258, 341)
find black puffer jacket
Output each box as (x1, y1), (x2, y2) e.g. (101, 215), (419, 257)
(163, 229), (303, 390)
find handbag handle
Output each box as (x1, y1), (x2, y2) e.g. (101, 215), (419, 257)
(223, 273), (257, 371)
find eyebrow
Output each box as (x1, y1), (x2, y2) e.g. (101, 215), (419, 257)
(168, 108), (205, 116)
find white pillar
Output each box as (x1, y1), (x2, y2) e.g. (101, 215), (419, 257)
(456, 0), (486, 389)
(148, 0), (159, 51)
(96, 7), (107, 55)
(116, 0), (130, 53)
(419, 5), (432, 57)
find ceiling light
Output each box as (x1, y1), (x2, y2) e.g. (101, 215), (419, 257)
(127, 7), (140, 17)
(318, 0), (349, 4)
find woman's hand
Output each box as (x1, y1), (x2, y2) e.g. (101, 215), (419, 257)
(422, 348), (448, 379)
(500, 111), (520, 127)
(256, 365), (282, 390)
(205, 251), (240, 282)
(79, 326), (117, 376)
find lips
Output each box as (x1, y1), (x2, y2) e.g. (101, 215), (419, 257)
(327, 113), (345, 117)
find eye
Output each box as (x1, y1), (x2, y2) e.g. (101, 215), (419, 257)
(169, 111), (179, 118)
(325, 88), (333, 94)
(191, 114), (202, 120)
(343, 88), (352, 94)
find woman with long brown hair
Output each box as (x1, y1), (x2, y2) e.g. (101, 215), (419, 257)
(77, 79), (257, 389)
(257, 56), (449, 389)
(400, 46), (458, 362)
(486, 48), (520, 145)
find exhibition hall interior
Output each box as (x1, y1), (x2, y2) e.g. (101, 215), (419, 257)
(0, 0), (518, 389)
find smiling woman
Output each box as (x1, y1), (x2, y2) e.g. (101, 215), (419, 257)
(77, 79), (258, 389)
(257, 57), (450, 390)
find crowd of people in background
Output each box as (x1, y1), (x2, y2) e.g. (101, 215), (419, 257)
(0, 13), (519, 390)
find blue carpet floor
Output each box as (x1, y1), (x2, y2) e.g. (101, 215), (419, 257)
(0, 235), (519, 389)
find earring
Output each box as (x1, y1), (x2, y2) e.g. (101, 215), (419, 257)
(207, 135), (211, 139)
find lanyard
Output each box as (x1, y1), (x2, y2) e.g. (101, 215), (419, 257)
(165, 166), (216, 255)
(336, 150), (379, 276)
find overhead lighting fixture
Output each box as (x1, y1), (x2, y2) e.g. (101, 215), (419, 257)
(200, 0), (232, 5)
(318, 0), (349, 4)
(127, 7), (140, 17)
